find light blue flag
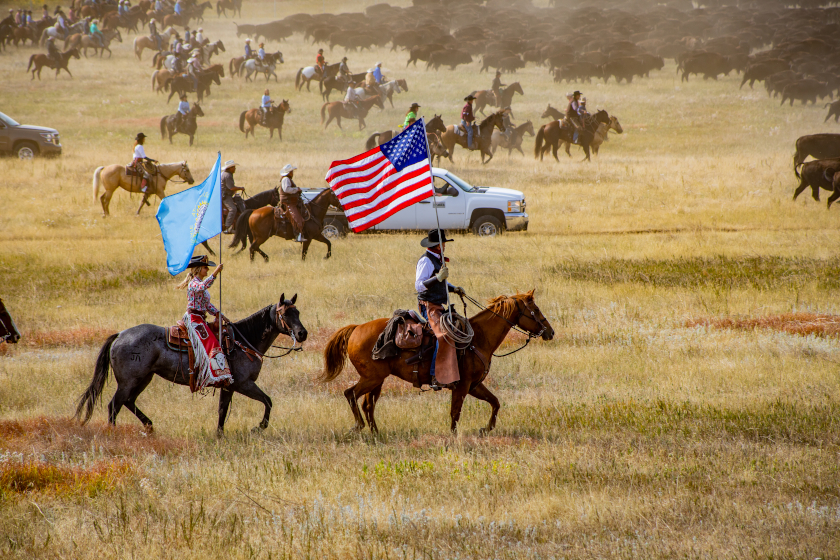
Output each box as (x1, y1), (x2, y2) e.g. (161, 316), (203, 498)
(156, 153), (222, 276)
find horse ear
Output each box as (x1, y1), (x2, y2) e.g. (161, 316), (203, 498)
(278, 293), (285, 306)
(290, 294), (297, 305)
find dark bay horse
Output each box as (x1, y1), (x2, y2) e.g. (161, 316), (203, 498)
(75, 295), (307, 435)
(229, 188), (342, 261)
(27, 47), (80, 80)
(534, 109), (610, 162)
(220, 185), (281, 231)
(440, 111), (506, 164)
(321, 95), (384, 130)
(472, 82), (524, 115)
(239, 99), (291, 140)
(160, 103), (204, 146)
(320, 290), (554, 434)
(167, 66), (223, 102)
(364, 114), (446, 149)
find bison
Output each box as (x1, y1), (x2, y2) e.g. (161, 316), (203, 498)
(740, 59), (790, 89)
(825, 100), (840, 123)
(426, 49), (472, 71)
(793, 134), (840, 177)
(793, 157), (840, 207)
(680, 52), (733, 82)
(780, 80), (833, 107)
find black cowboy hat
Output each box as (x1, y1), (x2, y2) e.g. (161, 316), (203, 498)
(409, 102), (420, 108)
(135, 132), (146, 140)
(420, 229), (454, 248)
(187, 255), (216, 268)
(342, 56), (348, 61)
(572, 90), (582, 96)
(464, 94), (476, 101)
(180, 93), (188, 99)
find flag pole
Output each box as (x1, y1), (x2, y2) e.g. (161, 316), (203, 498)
(419, 119), (451, 314)
(217, 152), (222, 345)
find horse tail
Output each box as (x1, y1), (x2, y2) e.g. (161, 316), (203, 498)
(27, 54), (36, 72)
(320, 103), (327, 124)
(229, 57), (235, 77)
(92, 166), (105, 202)
(239, 110), (247, 132)
(228, 208), (254, 249)
(160, 116), (167, 139)
(75, 332), (118, 424)
(318, 325), (358, 383)
(151, 70), (158, 91)
(534, 126), (545, 159)
(295, 67), (302, 89)
(365, 132), (380, 151)
(164, 77), (172, 92)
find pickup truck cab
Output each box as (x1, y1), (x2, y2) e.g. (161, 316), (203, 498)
(305, 167), (528, 238)
(0, 111), (62, 160)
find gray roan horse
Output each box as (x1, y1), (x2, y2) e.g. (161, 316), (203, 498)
(75, 295), (307, 434)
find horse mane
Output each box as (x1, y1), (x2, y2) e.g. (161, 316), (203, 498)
(248, 187), (279, 207)
(485, 289), (535, 316)
(233, 304), (275, 345)
(478, 111), (503, 128)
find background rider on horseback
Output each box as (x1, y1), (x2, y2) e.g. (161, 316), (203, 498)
(47, 37), (61, 66)
(221, 160), (245, 234)
(566, 91), (585, 143)
(462, 94), (477, 149)
(243, 37), (253, 60)
(279, 164), (307, 243)
(491, 70), (505, 106)
(130, 132), (157, 195)
(315, 48), (325, 76)
(175, 93), (190, 132)
(260, 89), (272, 125)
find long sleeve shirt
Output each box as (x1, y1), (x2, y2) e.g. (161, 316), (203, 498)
(372, 67), (383, 83)
(257, 47), (265, 60)
(221, 171), (240, 198)
(281, 176), (300, 195)
(244, 44), (252, 58)
(178, 101), (190, 114)
(187, 276), (219, 315)
(461, 103), (474, 123)
(133, 144), (147, 159)
(261, 95), (272, 108)
(174, 3), (182, 14)
(345, 87), (358, 102)
(415, 251), (452, 293)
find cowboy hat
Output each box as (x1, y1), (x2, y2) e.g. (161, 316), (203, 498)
(409, 102), (421, 109)
(135, 132), (146, 140)
(187, 255), (216, 269)
(464, 94), (476, 101)
(280, 164), (297, 176)
(572, 90), (582, 96)
(222, 160), (237, 171)
(420, 229), (454, 248)
(376, 61), (382, 66)
(342, 56), (348, 61)
(180, 93), (188, 100)
(245, 38), (250, 42)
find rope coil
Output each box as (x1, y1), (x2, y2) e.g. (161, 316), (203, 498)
(440, 308), (474, 349)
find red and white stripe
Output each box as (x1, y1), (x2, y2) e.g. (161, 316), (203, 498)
(326, 146), (433, 232)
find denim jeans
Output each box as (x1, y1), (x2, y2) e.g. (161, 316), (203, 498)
(461, 119), (473, 148)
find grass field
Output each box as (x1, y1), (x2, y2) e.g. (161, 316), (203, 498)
(1, 1), (840, 557)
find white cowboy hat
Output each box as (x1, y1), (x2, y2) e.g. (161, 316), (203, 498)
(280, 164), (297, 176)
(245, 38), (251, 42)
(376, 61), (382, 66)
(222, 160), (237, 171)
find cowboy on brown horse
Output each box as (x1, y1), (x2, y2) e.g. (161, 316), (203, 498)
(278, 164), (306, 242)
(416, 229), (466, 390)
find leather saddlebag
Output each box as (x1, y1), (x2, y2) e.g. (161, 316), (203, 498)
(395, 320), (423, 349)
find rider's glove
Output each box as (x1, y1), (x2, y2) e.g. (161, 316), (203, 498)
(435, 265), (449, 282)
(452, 286), (465, 296)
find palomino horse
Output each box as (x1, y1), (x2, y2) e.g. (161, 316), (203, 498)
(295, 62), (340, 91)
(364, 114), (447, 149)
(133, 26), (177, 59)
(151, 68), (175, 93)
(239, 99), (291, 140)
(440, 111), (506, 164)
(64, 28), (122, 57)
(534, 109), (611, 162)
(472, 82), (524, 115)
(229, 188), (343, 261)
(320, 290), (554, 433)
(241, 52), (283, 82)
(75, 295), (307, 435)
(561, 114), (623, 157)
(321, 95), (384, 130)
(27, 48), (80, 80)
(160, 103), (204, 146)
(92, 160), (194, 216)
(491, 120), (536, 156)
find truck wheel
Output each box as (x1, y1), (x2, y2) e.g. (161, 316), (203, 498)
(322, 217), (348, 239)
(471, 215), (502, 237)
(16, 141), (37, 161)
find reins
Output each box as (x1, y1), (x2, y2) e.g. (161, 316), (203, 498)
(460, 293), (546, 357)
(224, 306), (303, 360)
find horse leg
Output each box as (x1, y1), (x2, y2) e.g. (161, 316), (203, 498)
(216, 388), (233, 436)
(343, 377), (383, 432)
(101, 187), (114, 216)
(551, 141), (559, 162)
(136, 193), (150, 215)
(448, 382), (471, 434)
(123, 373), (155, 431)
(234, 380), (273, 432)
(318, 233), (331, 259)
(107, 383), (135, 425)
(468, 382), (500, 435)
(301, 239), (311, 261)
(827, 190), (840, 209)
(360, 384), (383, 434)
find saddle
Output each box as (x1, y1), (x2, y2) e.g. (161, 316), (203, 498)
(167, 321), (198, 391)
(457, 123), (478, 137)
(273, 201), (310, 236)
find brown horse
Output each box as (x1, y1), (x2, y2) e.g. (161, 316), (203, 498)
(471, 82), (524, 115)
(320, 95), (384, 131)
(319, 290), (554, 434)
(27, 48), (80, 80)
(440, 111), (506, 164)
(92, 161), (194, 216)
(228, 188), (342, 261)
(238, 99), (291, 140)
(534, 109), (610, 162)
(133, 26), (176, 59)
(363, 114), (447, 149)
(151, 68), (174, 93)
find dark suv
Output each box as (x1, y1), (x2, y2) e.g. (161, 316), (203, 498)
(0, 111), (62, 159)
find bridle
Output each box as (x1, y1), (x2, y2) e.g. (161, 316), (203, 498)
(226, 302), (302, 360)
(164, 162), (191, 184)
(461, 294), (548, 357)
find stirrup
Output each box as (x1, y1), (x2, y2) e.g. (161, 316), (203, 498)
(428, 377), (443, 391)
(295, 233), (306, 242)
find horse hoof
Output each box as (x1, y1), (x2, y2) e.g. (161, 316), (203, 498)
(251, 426), (264, 434)
(216, 428), (225, 439)
(143, 424), (154, 435)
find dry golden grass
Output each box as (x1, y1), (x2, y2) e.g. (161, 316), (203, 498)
(1, 0), (840, 558)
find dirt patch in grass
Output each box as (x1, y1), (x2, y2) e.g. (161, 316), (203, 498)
(687, 313), (840, 338)
(0, 416), (192, 459)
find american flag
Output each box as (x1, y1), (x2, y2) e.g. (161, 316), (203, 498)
(325, 119), (434, 233)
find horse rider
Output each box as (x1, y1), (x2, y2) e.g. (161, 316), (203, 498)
(42, 5), (50, 20)
(243, 37), (253, 59)
(415, 229), (465, 390)
(172, 36), (185, 60)
(25, 10), (33, 26)
(579, 96), (590, 118)
(177, 255), (233, 390)
(131, 132), (157, 195)
(154, 0), (163, 13)
(56, 10), (68, 38)
(565, 90), (584, 143)
(256, 42), (267, 70)
(279, 164), (306, 242)
(491, 69), (505, 106)
(183, 26), (192, 48)
(402, 102), (419, 129)
(118, 1), (128, 18)
(344, 83), (360, 119)
(174, 0), (183, 18)
(462, 94), (477, 149)
(260, 88), (273, 125)
(187, 52), (202, 91)
(175, 93), (190, 132)
(195, 27), (203, 45)
(315, 48), (325, 75)
(46, 37), (61, 66)
(500, 106), (514, 143)
(149, 17), (161, 50)
(370, 61), (385, 96)
(221, 160), (244, 233)
(89, 18), (104, 48)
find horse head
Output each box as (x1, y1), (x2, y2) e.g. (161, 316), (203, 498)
(426, 114), (446, 135)
(479, 111), (505, 132)
(192, 103), (204, 117)
(523, 120), (535, 136)
(276, 293), (307, 342)
(274, 51), (283, 64)
(279, 99), (290, 113)
(398, 78), (408, 92)
(216, 39), (225, 52)
(180, 161), (194, 184)
(114, 30), (123, 43)
(594, 109), (610, 124)
(609, 115), (624, 134)
(372, 94), (385, 110)
(270, 186), (281, 206)
(540, 104), (555, 119)
(488, 289), (554, 342)
(511, 81), (523, 95)
(69, 47), (81, 59)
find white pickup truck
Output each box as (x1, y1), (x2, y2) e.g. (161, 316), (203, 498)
(303, 167), (528, 238)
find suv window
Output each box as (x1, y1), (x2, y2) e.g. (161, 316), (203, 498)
(0, 112), (20, 127)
